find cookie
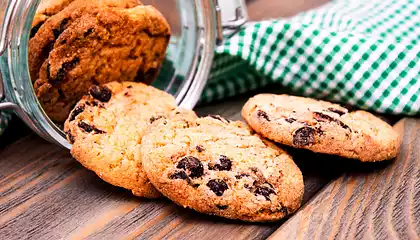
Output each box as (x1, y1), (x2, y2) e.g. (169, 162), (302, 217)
(64, 81), (195, 198)
(242, 94), (401, 162)
(30, 1), (170, 123)
(141, 115), (304, 222)
(29, 0), (142, 82)
(30, 0), (78, 38)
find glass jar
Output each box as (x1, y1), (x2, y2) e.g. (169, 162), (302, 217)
(0, 0), (247, 148)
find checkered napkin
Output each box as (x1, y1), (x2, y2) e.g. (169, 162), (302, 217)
(201, 0), (420, 116)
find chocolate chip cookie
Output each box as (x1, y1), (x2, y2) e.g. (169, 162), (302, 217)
(242, 94), (401, 162)
(141, 115), (304, 222)
(30, 0), (169, 122)
(64, 81), (194, 198)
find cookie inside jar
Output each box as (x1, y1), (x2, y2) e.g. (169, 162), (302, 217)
(28, 0), (178, 125)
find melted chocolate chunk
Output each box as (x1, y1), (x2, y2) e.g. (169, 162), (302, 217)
(54, 57), (79, 82)
(53, 18), (69, 39)
(285, 118), (296, 123)
(254, 185), (276, 201)
(69, 105), (84, 121)
(257, 110), (270, 121)
(207, 179), (228, 196)
(176, 156), (204, 178)
(30, 21), (44, 38)
(66, 131), (75, 144)
(327, 107), (347, 116)
(209, 155), (232, 171)
(235, 173), (250, 179)
(78, 121), (105, 134)
(208, 115), (230, 123)
(313, 112), (351, 131)
(169, 171), (188, 180)
(89, 85), (112, 102)
(292, 127), (315, 147)
(149, 116), (164, 123)
(195, 145), (205, 152)
(216, 204), (228, 210)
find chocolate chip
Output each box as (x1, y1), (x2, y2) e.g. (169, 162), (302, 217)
(83, 28), (94, 37)
(292, 127), (315, 147)
(127, 85), (133, 89)
(257, 110), (270, 121)
(313, 112), (351, 131)
(30, 21), (44, 38)
(235, 173), (250, 179)
(195, 145), (205, 152)
(53, 18), (69, 39)
(254, 185), (276, 201)
(177, 156), (204, 178)
(285, 118), (296, 123)
(149, 116), (164, 124)
(134, 67), (158, 85)
(54, 57), (80, 82)
(208, 115), (230, 123)
(66, 131), (75, 144)
(89, 85), (112, 102)
(207, 179), (228, 196)
(216, 204), (228, 210)
(69, 105), (84, 121)
(327, 107), (347, 116)
(192, 184), (200, 188)
(209, 155), (232, 171)
(78, 121), (105, 134)
(169, 171), (188, 180)
(124, 92), (130, 97)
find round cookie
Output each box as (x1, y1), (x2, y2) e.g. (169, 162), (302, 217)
(31, 2), (169, 122)
(64, 81), (196, 198)
(242, 94), (401, 162)
(141, 115), (304, 222)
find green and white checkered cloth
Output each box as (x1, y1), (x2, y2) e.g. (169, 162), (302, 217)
(0, 0), (419, 137)
(202, 0), (420, 116)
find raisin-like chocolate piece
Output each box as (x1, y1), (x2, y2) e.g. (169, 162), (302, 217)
(170, 171), (188, 180)
(66, 131), (75, 144)
(257, 110), (270, 121)
(254, 185), (276, 201)
(30, 21), (44, 38)
(216, 204), (228, 210)
(149, 116), (164, 123)
(69, 105), (84, 121)
(54, 57), (79, 82)
(207, 179), (228, 196)
(89, 85), (112, 102)
(285, 118), (296, 123)
(177, 156), (204, 178)
(327, 107), (347, 116)
(78, 121), (105, 134)
(209, 155), (232, 171)
(292, 127), (315, 147)
(53, 18), (69, 39)
(208, 115), (230, 123)
(313, 112), (351, 131)
(235, 173), (250, 179)
(195, 145), (205, 152)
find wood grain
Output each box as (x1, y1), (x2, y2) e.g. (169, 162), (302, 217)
(269, 118), (420, 240)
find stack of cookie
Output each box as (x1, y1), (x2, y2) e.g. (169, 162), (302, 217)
(30, 0), (401, 223)
(63, 81), (400, 222)
(29, 0), (170, 122)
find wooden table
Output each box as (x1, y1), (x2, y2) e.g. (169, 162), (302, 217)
(1, 1), (419, 239)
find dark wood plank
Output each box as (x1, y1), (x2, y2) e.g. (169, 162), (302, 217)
(269, 118), (420, 240)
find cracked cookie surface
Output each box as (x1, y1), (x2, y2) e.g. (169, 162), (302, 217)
(242, 94), (401, 162)
(64, 81), (195, 198)
(30, 0), (169, 122)
(141, 115), (304, 222)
